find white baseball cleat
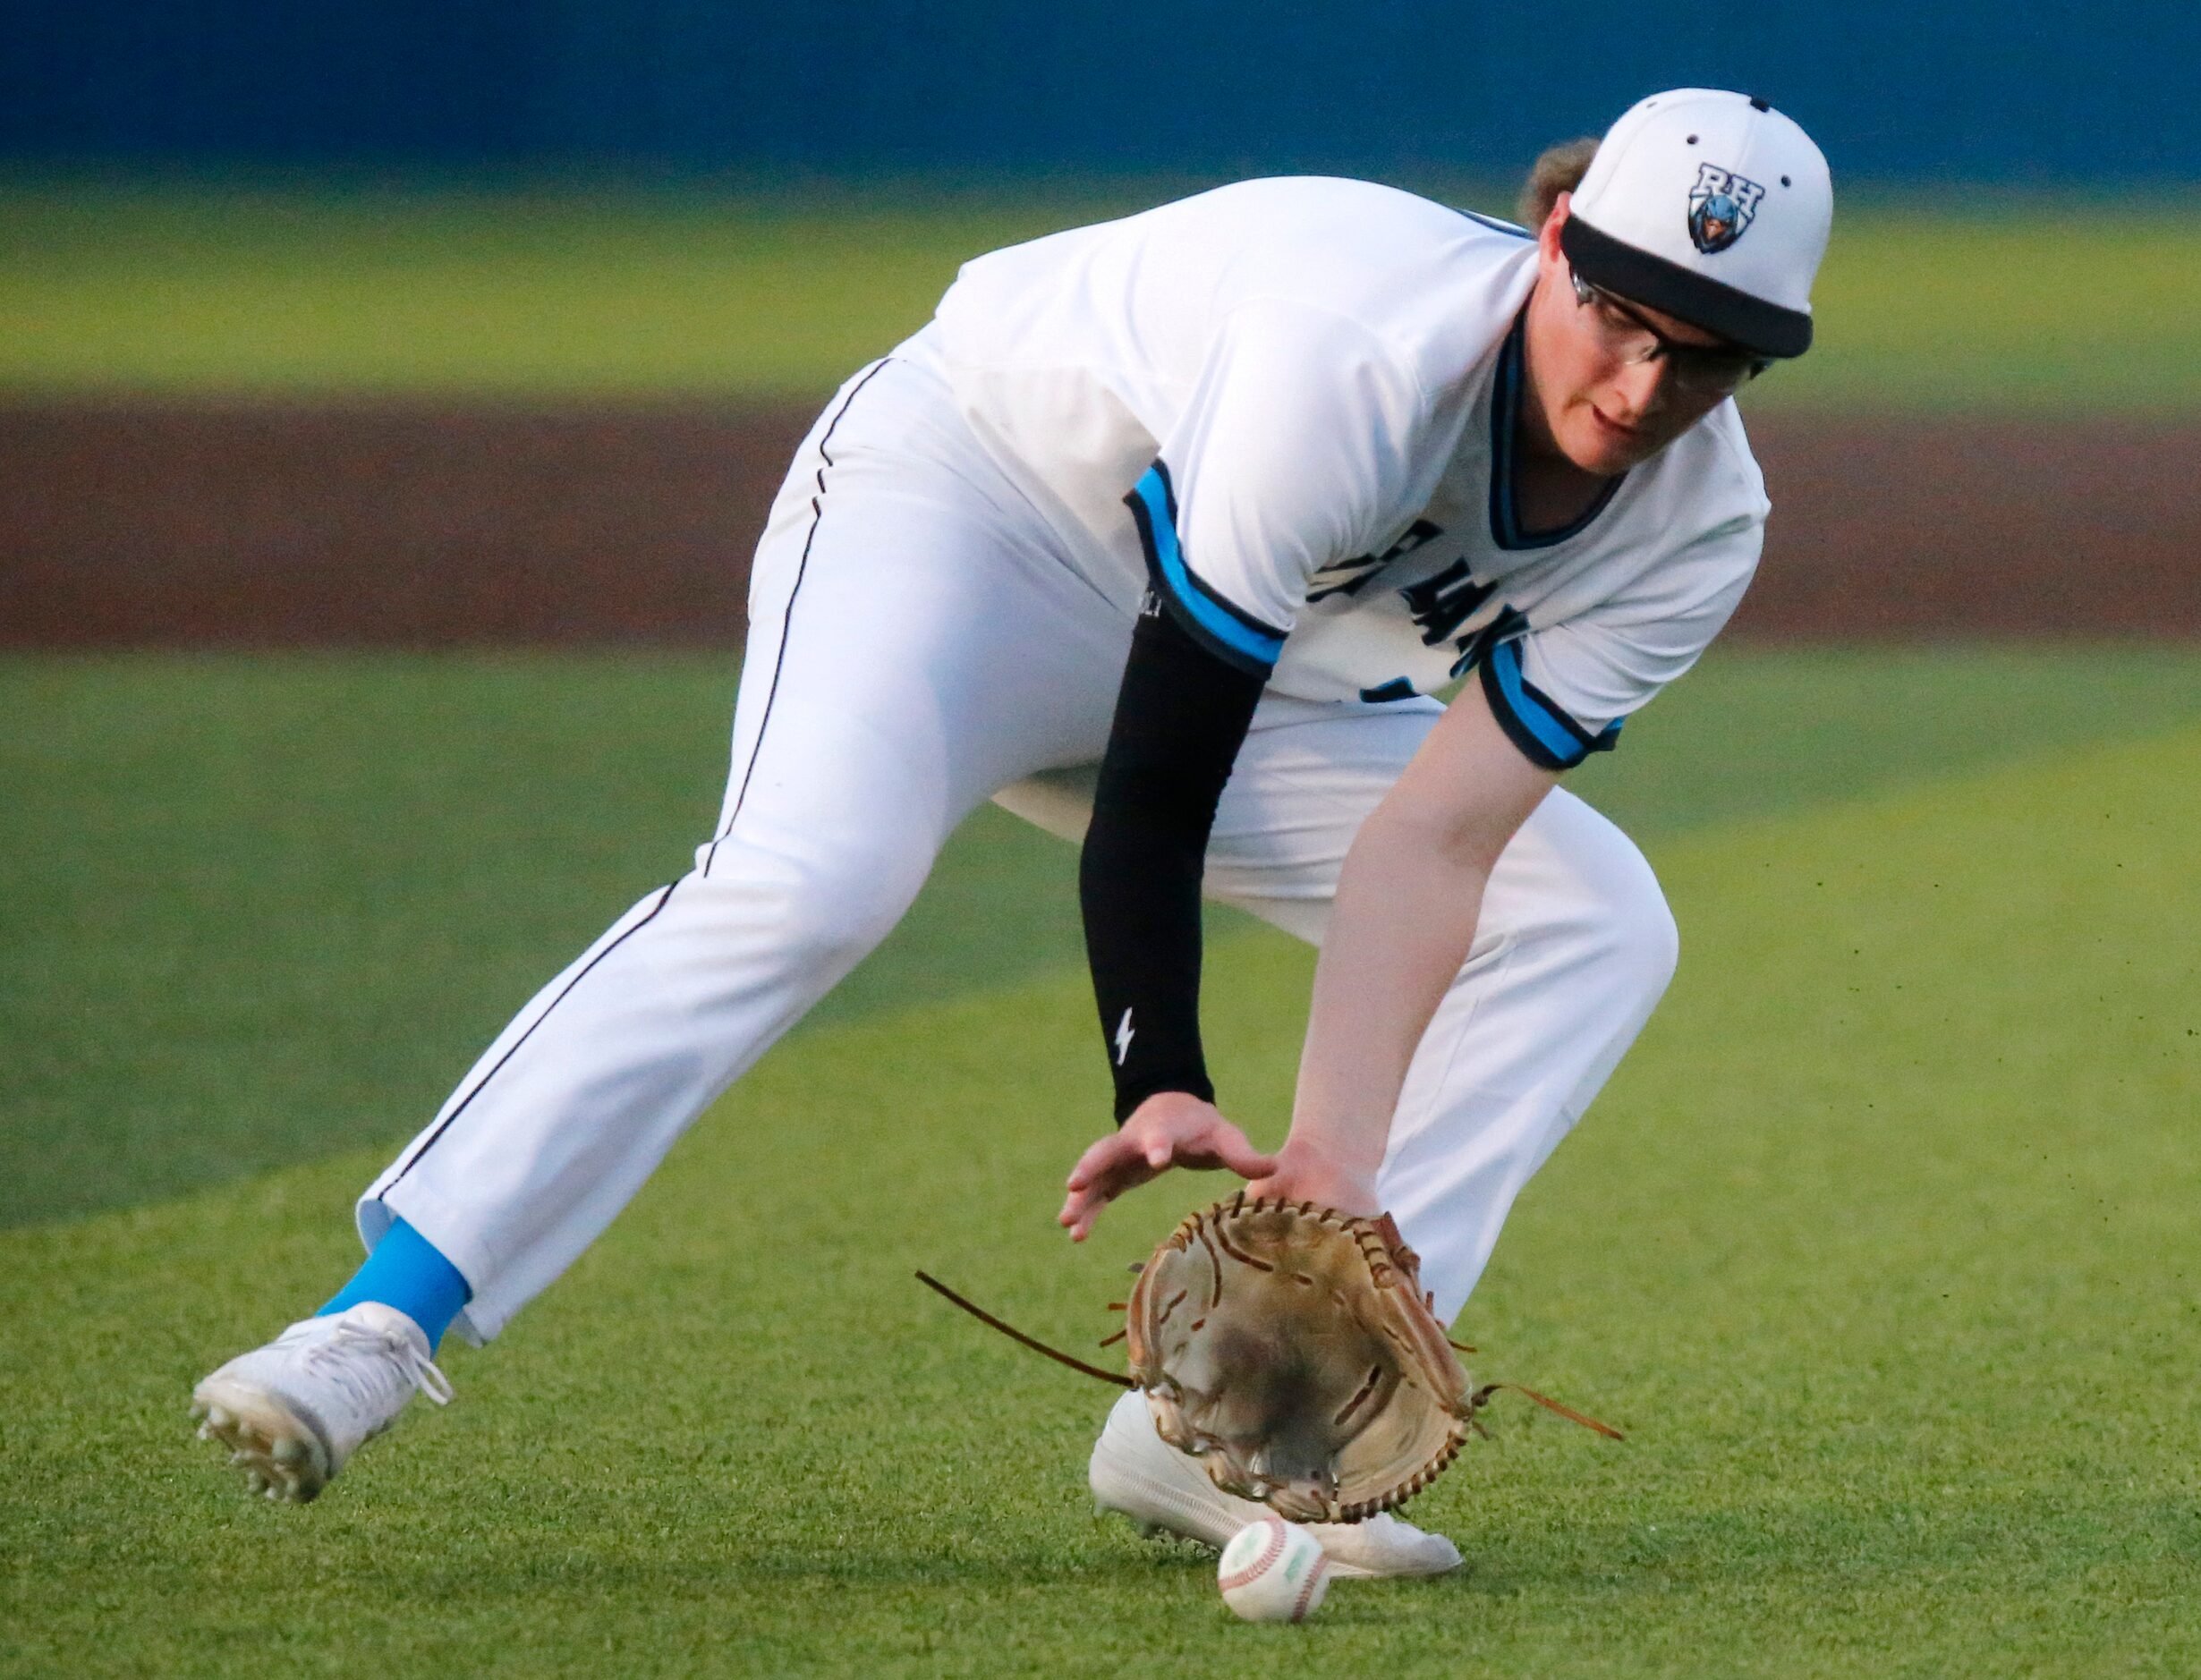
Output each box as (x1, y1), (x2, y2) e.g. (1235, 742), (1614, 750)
(190, 1302), (454, 1503)
(1088, 1388), (1462, 1578)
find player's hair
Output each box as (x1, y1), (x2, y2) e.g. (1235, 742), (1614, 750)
(1517, 137), (1600, 229)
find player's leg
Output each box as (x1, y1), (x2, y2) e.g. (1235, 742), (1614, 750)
(193, 346), (1126, 1499)
(357, 454), (1120, 1348)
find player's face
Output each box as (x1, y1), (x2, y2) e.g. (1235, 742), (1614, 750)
(1522, 197), (1748, 477)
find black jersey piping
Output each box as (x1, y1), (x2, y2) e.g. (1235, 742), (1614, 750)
(1488, 310), (1624, 551)
(382, 880), (681, 1191)
(1453, 207), (1535, 241)
(703, 356), (897, 878)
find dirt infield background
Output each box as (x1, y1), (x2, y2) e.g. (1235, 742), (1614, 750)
(4, 403), (2196, 646)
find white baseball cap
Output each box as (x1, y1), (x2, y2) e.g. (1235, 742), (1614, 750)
(1559, 89), (1832, 359)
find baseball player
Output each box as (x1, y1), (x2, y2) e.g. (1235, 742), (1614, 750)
(192, 89), (1831, 1576)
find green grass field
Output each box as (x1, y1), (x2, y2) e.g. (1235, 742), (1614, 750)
(4, 183), (2199, 409)
(5, 646), (2200, 1676)
(6, 174), (2197, 1676)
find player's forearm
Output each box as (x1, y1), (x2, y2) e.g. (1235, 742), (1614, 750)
(1079, 605), (1267, 1118)
(1287, 800), (1490, 1182)
(1283, 684), (1559, 1193)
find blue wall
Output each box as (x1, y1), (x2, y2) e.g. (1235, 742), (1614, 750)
(4, 1), (2197, 183)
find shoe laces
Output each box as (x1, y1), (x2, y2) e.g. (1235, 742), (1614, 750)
(302, 1317), (455, 1411)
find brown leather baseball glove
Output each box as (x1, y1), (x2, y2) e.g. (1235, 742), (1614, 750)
(916, 1192), (1621, 1524)
(1122, 1193), (1473, 1523)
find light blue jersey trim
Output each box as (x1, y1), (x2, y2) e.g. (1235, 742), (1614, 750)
(1487, 641), (1583, 761)
(1484, 640), (1620, 769)
(1130, 467), (1286, 670)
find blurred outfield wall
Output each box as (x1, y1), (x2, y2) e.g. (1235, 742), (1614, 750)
(4, 2), (2198, 182)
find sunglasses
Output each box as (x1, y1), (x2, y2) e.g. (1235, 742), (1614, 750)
(1568, 267), (1771, 397)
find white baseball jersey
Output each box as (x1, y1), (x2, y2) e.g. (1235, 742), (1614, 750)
(935, 175), (1768, 767)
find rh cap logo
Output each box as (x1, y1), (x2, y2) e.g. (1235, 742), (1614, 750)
(1687, 162), (1765, 254)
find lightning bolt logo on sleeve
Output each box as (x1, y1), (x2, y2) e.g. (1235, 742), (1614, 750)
(1114, 1007), (1136, 1066)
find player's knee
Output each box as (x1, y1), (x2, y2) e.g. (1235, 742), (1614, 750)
(1621, 878), (1680, 1005)
(690, 838), (921, 972)
(1526, 804), (1678, 1009)
(786, 867), (915, 970)
(1587, 845), (1679, 1008)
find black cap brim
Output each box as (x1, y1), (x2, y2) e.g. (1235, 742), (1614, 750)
(1560, 214), (1813, 359)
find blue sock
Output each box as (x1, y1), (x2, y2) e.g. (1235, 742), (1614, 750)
(319, 1218), (472, 1353)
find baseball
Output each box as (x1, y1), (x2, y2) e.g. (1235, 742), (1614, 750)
(1217, 1515), (1330, 1623)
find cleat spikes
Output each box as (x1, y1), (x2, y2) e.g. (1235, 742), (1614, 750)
(192, 1302), (449, 1505)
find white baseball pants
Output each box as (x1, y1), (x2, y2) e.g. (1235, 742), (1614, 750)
(361, 334), (1678, 1344)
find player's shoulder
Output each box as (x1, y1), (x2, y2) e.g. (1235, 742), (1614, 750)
(1651, 398), (1772, 531)
(1700, 400), (1772, 518)
(1179, 175), (1533, 267)
(1190, 174), (1509, 228)
(1166, 178), (1538, 380)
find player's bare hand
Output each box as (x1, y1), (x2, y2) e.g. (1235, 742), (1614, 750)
(1058, 1092), (1279, 1242)
(1247, 1136), (1381, 1218)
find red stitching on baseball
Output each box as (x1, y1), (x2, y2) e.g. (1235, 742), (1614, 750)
(1217, 1516), (1288, 1593)
(1291, 1553), (1329, 1621)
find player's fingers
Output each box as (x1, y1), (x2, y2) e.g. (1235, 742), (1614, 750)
(1064, 1131), (1131, 1190)
(1059, 1181), (1126, 1241)
(1066, 1196), (1106, 1241)
(1214, 1127), (1285, 1180)
(1064, 1144), (1158, 1213)
(1215, 1134), (1282, 1181)
(1162, 1116), (1275, 1179)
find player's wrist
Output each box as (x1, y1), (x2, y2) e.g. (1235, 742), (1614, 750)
(1114, 1073), (1216, 1126)
(1122, 1088), (1217, 1129)
(1255, 1135), (1381, 1215)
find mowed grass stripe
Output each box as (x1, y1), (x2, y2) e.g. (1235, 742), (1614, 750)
(2, 185), (2197, 408)
(3, 725), (2197, 1676)
(6, 646), (2201, 1229)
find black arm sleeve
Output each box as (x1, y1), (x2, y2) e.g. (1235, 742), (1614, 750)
(1079, 599), (1268, 1122)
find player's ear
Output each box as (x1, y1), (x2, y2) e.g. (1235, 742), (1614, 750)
(1539, 192), (1572, 258)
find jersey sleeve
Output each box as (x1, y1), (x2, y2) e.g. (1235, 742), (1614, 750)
(1478, 513), (1763, 771)
(1126, 299), (1432, 677)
